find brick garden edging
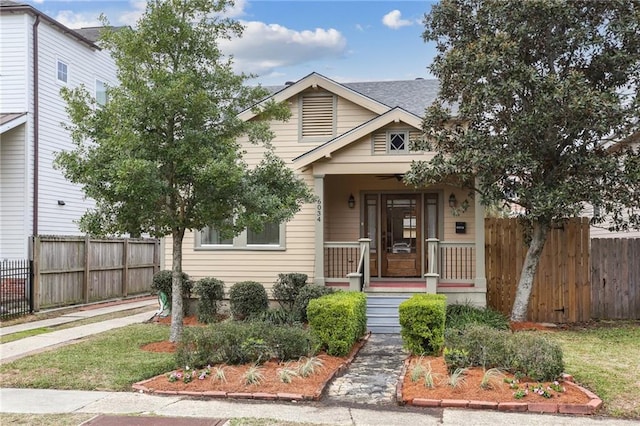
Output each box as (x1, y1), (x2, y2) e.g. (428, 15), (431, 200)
(396, 358), (603, 415)
(132, 332), (371, 402)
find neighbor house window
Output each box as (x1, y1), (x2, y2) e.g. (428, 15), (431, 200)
(95, 79), (107, 106)
(299, 92), (336, 141)
(57, 59), (68, 83)
(198, 221), (284, 250)
(388, 131), (409, 153)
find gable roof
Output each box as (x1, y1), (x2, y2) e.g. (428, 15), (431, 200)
(293, 107), (422, 169)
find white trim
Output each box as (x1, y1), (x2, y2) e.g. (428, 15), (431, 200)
(56, 57), (69, 85)
(0, 114), (27, 134)
(387, 130), (410, 154)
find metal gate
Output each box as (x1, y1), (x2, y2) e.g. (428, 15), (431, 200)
(1, 259), (34, 319)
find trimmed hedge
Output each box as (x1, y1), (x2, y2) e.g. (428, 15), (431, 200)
(229, 281), (269, 320)
(399, 294), (447, 355)
(272, 273), (308, 311)
(151, 270), (192, 297)
(307, 291), (366, 356)
(293, 284), (334, 322)
(193, 277), (225, 324)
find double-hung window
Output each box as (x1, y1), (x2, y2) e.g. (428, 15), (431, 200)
(197, 221), (285, 250)
(95, 79), (107, 106)
(57, 59), (68, 84)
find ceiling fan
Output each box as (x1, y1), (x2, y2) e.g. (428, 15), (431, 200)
(375, 174), (405, 181)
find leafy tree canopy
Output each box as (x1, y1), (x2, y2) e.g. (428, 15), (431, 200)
(55, 0), (314, 340)
(407, 0), (640, 320)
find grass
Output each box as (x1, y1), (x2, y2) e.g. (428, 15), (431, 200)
(446, 303), (510, 331)
(545, 321), (640, 419)
(0, 327), (51, 344)
(0, 324), (174, 391)
(0, 413), (94, 425)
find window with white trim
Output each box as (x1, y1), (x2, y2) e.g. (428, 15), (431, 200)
(299, 92), (336, 141)
(57, 59), (68, 83)
(95, 79), (107, 106)
(197, 221), (285, 250)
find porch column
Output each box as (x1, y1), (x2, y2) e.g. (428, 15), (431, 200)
(474, 187), (487, 292)
(359, 238), (371, 288)
(313, 174), (325, 285)
(424, 238), (439, 294)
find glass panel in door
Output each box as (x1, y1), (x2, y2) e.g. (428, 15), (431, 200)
(382, 194), (421, 277)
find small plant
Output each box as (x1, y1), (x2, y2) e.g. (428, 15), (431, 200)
(445, 367), (468, 388)
(229, 281), (269, 320)
(480, 367), (505, 390)
(423, 368), (437, 389)
(167, 365), (208, 384)
(212, 365), (231, 383)
(513, 388), (528, 399)
(443, 347), (470, 373)
(410, 362), (428, 383)
(531, 383), (553, 398)
(504, 377), (520, 389)
(243, 365), (264, 385)
(277, 362), (298, 384)
(297, 356), (324, 377)
(549, 380), (565, 393)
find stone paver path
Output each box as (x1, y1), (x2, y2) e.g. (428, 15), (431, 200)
(326, 334), (407, 405)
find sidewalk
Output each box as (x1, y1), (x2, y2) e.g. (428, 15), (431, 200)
(0, 298), (157, 364)
(0, 388), (634, 425)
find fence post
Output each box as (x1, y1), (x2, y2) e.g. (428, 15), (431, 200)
(32, 235), (41, 312)
(83, 234), (90, 304)
(122, 238), (129, 297)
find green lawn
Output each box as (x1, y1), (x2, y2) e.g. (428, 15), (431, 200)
(0, 324), (174, 391)
(546, 321), (640, 418)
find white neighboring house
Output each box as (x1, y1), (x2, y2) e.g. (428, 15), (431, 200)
(0, 1), (117, 258)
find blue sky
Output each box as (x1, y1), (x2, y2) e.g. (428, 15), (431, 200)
(27, 0), (439, 85)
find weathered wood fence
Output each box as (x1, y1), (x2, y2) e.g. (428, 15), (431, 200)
(485, 218), (591, 323)
(32, 236), (160, 310)
(591, 238), (640, 320)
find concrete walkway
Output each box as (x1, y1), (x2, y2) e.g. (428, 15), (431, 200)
(0, 299), (157, 364)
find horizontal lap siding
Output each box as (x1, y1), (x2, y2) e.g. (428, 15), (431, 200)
(35, 22), (117, 235)
(0, 14), (29, 111)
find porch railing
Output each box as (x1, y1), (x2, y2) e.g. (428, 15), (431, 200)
(324, 242), (360, 280)
(438, 242), (475, 283)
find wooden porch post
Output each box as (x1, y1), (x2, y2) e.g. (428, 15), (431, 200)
(359, 238), (371, 288)
(313, 174), (325, 285)
(424, 238), (439, 293)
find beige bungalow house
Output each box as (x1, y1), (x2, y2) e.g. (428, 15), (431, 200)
(164, 73), (487, 321)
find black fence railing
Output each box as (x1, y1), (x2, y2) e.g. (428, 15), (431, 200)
(1, 259), (33, 319)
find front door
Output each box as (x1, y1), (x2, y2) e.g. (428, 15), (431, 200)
(381, 194), (421, 277)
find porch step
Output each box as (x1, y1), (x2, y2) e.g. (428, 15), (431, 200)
(366, 295), (411, 334)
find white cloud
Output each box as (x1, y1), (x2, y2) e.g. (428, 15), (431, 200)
(221, 0), (248, 18)
(220, 20), (347, 76)
(115, 1), (146, 27)
(382, 10), (413, 29)
(54, 10), (102, 29)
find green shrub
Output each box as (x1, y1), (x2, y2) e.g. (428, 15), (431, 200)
(506, 333), (564, 381)
(229, 281), (269, 320)
(151, 270), (192, 297)
(194, 277), (225, 324)
(399, 294), (447, 355)
(293, 284), (334, 322)
(443, 347), (470, 373)
(252, 307), (299, 325)
(445, 303), (510, 331)
(443, 325), (564, 381)
(175, 321), (316, 367)
(272, 273), (308, 310)
(307, 291), (366, 356)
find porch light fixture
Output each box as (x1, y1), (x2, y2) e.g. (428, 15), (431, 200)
(348, 194), (355, 209)
(448, 193), (457, 208)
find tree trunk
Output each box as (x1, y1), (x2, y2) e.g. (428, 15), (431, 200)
(169, 227), (186, 343)
(510, 220), (551, 322)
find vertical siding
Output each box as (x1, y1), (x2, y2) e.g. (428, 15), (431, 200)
(34, 21), (117, 236)
(0, 125), (29, 258)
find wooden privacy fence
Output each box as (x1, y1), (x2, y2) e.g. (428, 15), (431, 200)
(32, 236), (160, 310)
(485, 217), (591, 323)
(591, 238), (640, 320)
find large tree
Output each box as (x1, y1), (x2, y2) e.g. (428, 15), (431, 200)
(56, 0), (313, 341)
(406, 0), (640, 321)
